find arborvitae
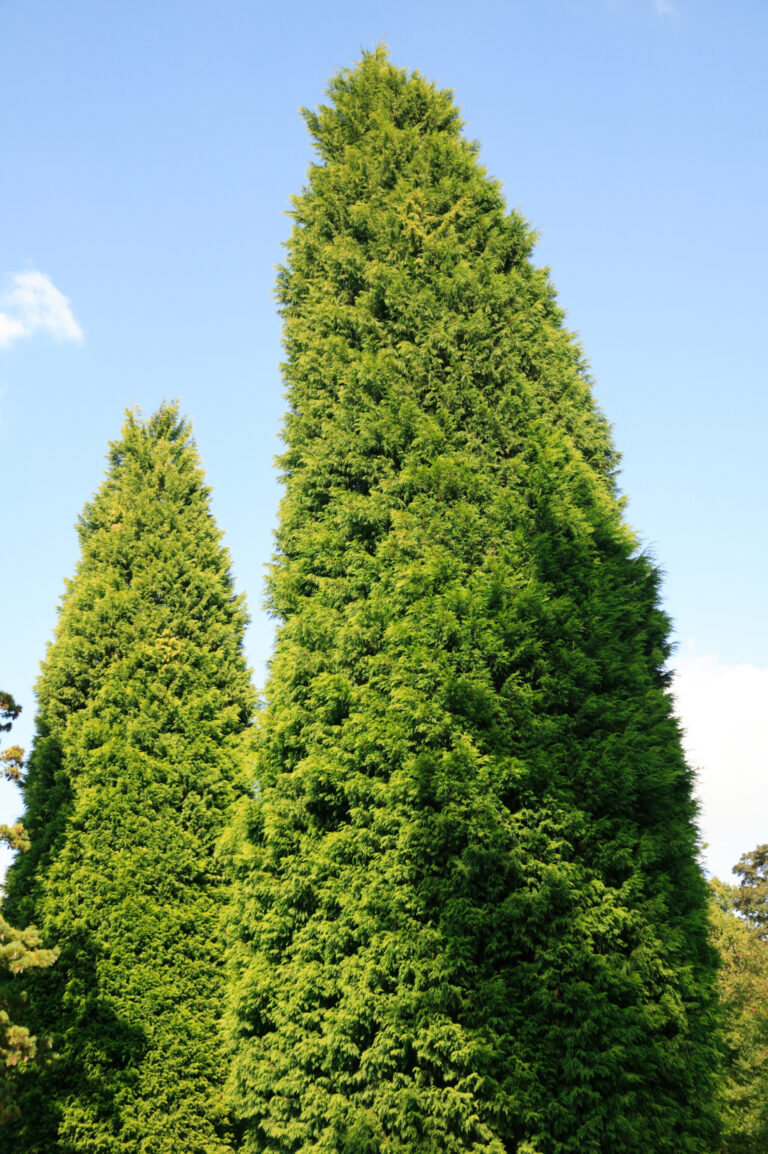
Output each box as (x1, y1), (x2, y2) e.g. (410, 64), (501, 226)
(2, 404), (254, 1153)
(225, 50), (721, 1154)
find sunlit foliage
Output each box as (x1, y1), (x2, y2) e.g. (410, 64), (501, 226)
(225, 49), (720, 1153)
(1, 406), (254, 1152)
(711, 870), (768, 1152)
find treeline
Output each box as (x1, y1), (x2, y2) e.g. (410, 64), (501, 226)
(0, 49), (759, 1153)
(710, 851), (768, 1149)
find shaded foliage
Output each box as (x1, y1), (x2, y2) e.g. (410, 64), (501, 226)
(225, 49), (720, 1153)
(0, 918), (56, 1124)
(0, 695), (56, 1124)
(1, 406), (255, 1152)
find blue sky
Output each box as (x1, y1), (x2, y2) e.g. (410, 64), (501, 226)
(2, 0), (766, 882)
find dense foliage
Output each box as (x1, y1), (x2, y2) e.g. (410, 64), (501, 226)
(1, 406), (254, 1153)
(710, 875), (768, 1152)
(0, 694), (56, 1124)
(225, 49), (720, 1153)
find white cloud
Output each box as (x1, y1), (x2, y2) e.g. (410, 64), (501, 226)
(655, 0), (678, 16)
(0, 270), (83, 349)
(672, 647), (768, 881)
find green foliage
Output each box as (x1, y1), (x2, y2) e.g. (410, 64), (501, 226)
(226, 49), (720, 1153)
(733, 845), (768, 938)
(0, 692), (22, 731)
(1, 405), (255, 1152)
(710, 877), (768, 1152)
(1, 693), (28, 851)
(0, 916), (56, 1124)
(0, 695), (55, 1124)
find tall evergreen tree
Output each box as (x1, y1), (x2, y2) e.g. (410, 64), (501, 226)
(226, 50), (720, 1153)
(2, 404), (254, 1153)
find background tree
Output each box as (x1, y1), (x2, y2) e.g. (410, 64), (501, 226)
(1, 405), (254, 1153)
(1, 693), (29, 852)
(710, 876), (768, 1153)
(733, 845), (768, 938)
(225, 50), (720, 1153)
(0, 694), (55, 1125)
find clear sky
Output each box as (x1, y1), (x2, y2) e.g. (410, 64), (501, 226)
(2, 0), (766, 883)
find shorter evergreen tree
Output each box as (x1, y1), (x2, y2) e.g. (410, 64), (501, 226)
(1, 405), (254, 1153)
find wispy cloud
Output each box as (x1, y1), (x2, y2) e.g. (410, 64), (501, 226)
(655, 0), (678, 16)
(0, 270), (83, 349)
(672, 647), (768, 881)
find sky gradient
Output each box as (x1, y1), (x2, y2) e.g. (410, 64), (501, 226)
(2, 0), (766, 882)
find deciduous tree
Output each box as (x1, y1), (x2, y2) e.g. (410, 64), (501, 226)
(733, 845), (768, 938)
(710, 877), (768, 1153)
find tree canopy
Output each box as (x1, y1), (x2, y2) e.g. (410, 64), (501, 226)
(1, 404), (254, 1153)
(733, 845), (768, 939)
(710, 875), (768, 1153)
(225, 49), (720, 1153)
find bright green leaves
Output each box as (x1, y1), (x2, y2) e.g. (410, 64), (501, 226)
(227, 49), (720, 1153)
(2, 404), (254, 1153)
(710, 876), (768, 1152)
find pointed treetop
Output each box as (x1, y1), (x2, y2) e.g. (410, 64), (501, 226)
(76, 400), (212, 547)
(107, 399), (193, 464)
(301, 47), (464, 160)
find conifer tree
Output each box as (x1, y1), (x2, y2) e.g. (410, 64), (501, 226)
(2, 404), (254, 1153)
(226, 50), (720, 1153)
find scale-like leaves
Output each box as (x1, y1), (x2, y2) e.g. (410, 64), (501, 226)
(226, 51), (720, 1152)
(2, 404), (254, 1153)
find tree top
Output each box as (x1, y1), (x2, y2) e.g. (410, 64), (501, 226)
(301, 47), (464, 161)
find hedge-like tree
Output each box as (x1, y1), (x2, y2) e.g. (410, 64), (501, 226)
(2, 405), (254, 1153)
(225, 50), (720, 1153)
